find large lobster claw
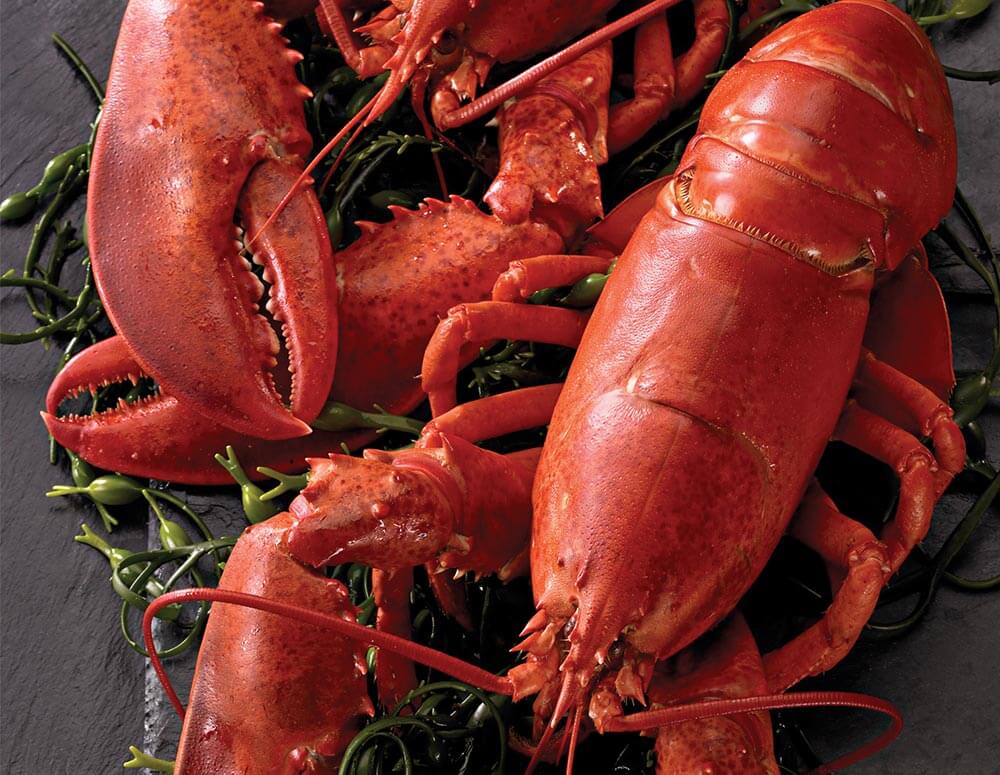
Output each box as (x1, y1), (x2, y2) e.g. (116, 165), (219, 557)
(89, 0), (337, 440)
(43, 336), (361, 485)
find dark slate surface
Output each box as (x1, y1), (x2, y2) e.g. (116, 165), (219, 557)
(1, 2), (998, 774)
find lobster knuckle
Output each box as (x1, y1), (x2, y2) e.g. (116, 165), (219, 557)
(419, 431), (536, 576)
(485, 46), (611, 241)
(285, 453), (459, 569)
(490, 262), (530, 303)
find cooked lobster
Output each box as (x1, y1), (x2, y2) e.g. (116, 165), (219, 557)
(47, 0), (733, 484)
(142, 1), (963, 771)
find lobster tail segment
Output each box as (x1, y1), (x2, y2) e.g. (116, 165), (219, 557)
(695, 0), (954, 271)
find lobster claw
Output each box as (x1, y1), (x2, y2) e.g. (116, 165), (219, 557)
(43, 336), (363, 485)
(89, 0), (337, 440)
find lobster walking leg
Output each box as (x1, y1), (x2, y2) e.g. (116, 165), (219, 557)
(834, 405), (940, 572)
(423, 251), (613, 415)
(671, 0), (732, 107)
(854, 351), (966, 490)
(763, 481), (889, 692)
(606, 0), (730, 154)
(427, 384), (564, 441)
(372, 567), (418, 707)
(763, 369), (964, 691)
(605, 16), (675, 155)
(422, 302), (589, 415)
(490, 255), (615, 303)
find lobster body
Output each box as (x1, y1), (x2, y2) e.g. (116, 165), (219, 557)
(515, 0), (957, 723)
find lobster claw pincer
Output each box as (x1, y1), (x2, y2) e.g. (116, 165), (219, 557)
(88, 0), (337, 440)
(42, 336), (366, 485)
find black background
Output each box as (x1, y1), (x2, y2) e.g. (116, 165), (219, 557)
(2, 2), (998, 773)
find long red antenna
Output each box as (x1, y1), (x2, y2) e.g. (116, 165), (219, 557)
(437, 0), (686, 130)
(247, 93), (379, 249)
(145, 589), (902, 773)
(142, 587), (513, 719)
(604, 691), (903, 773)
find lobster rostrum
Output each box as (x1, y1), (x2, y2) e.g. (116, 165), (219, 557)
(142, 0), (966, 771)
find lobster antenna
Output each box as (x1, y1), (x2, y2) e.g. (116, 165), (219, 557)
(315, 0), (362, 72)
(247, 93), (379, 248)
(524, 719), (559, 775)
(604, 691), (904, 773)
(318, 116), (368, 197)
(409, 72), (450, 197)
(437, 0), (686, 130)
(142, 587), (514, 719)
(144, 589), (901, 773)
(565, 704), (584, 775)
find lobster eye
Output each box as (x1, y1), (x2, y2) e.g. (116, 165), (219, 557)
(432, 32), (461, 67)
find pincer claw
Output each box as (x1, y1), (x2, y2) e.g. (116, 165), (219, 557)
(87, 0), (337, 439)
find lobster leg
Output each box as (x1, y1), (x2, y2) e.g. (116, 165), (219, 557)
(490, 255), (614, 303)
(762, 481), (889, 692)
(607, 15), (676, 154)
(423, 252), (612, 415)
(834, 404), (941, 573)
(853, 350), (965, 493)
(762, 356), (965, 692)
(607, 0), (730, 154)
(427, 383), (564, 441)
(422, 302), (589, 415)
(372, 567), (418, 707)
(671, 0), (731, 107)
